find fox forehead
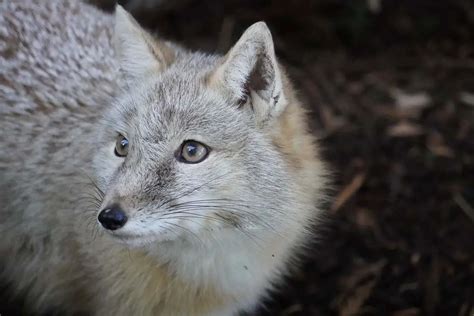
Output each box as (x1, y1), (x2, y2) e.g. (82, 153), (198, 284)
(113, 65), (252, 146)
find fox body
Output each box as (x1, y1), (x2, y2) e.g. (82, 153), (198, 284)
(0, 0), (327, 315)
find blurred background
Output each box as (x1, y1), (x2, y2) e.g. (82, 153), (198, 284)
(2, 0), (474, 315)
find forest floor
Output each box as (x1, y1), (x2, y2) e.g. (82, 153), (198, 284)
(2, 0), (473, 315)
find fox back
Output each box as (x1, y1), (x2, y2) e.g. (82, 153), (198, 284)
(0, 1), (328, 315)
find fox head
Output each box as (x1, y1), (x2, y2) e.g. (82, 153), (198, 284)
(92, 6), (325, 253)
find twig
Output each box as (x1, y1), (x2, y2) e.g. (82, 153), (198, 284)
(453, 193), (474, 223)
(331, 172), (366, 213)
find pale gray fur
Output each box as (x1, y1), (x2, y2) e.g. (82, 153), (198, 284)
(0, 0), (117, 311)
(0, 1), (327, 315)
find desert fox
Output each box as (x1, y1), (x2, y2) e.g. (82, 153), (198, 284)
(0, 0), (327, 315)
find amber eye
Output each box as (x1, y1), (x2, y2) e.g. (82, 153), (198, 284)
(178, 140), (209, 164)
(114, 134), (129, 157)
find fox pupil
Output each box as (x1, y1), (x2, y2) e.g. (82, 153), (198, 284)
(186, 143), (198, 156)
(120, 138), (128, 149)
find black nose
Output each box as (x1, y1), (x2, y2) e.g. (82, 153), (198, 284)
(98, 206), (128, 230)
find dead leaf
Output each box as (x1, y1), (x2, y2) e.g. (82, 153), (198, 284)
(320, 105), (347, 133)
(281, 304), (303, 316)
(387, 121), (425, 137)
(367, 0), (382, 13)
(426, 132), (454, 157)
(339, 279), (377, 316)
(459, 92), (474, 107)
(338, 260), (387, 316)
(391, 89), (432, 118)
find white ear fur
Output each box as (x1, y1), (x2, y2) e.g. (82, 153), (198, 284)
(212, 22), (286, 123)
(114, 5), (174, 81)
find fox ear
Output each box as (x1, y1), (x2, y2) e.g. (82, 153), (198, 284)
(114, 5), (174, 82)
(211, 22), (286, 124)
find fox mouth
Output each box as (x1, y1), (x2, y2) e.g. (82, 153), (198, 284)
(108, 232), (158, 248)
(105, 226), (177, 247)
(107, 230), (145, 245)
(109, 230), (143, 239)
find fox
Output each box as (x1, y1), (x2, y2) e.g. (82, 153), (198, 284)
(0, 0), (328, 315)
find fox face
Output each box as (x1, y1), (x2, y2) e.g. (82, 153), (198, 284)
(91, 7), (320, 251)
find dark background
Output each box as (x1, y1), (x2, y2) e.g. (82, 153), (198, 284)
(2, 0), (474, 315)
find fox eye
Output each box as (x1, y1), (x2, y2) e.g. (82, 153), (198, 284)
(114, 134), (129, 157)
(178, 140), (209, 164)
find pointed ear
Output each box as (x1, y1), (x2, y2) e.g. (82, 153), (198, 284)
(210, 22), (286, 124)
(114, 5), (174, 82)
